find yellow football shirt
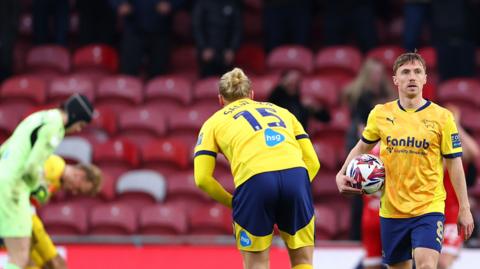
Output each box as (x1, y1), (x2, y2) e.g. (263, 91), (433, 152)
(31, 155), (66, 205)
(194, 98), (309, 188)
(362, 100), (462, 218)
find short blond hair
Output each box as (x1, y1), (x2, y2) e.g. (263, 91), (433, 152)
(393, 52), (427, 75)
(76, 163), (103, 196)
(219, 68), (251, 102)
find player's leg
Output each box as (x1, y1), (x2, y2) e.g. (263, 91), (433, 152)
(232, 172), (278, 269)
(411, 213), (445, 269)
(438, 253), (456, 269)
(438, 217), (464, 269)
(241, 249), (270, 269)
(277, 167), (315, 269)
(31, 214), (62, 269)
(287, 246), (314, 269)
(4, 237), (31, 268)
(380, 216), (415, 269)
(413, 248), (439, 269)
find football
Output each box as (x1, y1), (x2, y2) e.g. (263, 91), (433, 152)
(346, 154), (385, 194)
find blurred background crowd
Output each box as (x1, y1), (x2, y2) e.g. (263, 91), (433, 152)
(0, 0), (480, 246)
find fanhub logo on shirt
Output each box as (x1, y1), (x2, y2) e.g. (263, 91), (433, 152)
(264, 128), (285, 147)
(386, 136), (430, 149)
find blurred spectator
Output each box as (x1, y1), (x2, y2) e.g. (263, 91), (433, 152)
(263, 0), (313, 52)
(32, 0), (70, 46)
(0, 0), (19, 82)
(110, 0), (185, 78)
(322, 0), (378, 52)
(193, 0), (242, 78)
(403, 0), (431, 52)
(431, 0), (476, 81)
(77, 0), (117, 45)
(268, 69), (330, 130)
(341, 59), (395, 241)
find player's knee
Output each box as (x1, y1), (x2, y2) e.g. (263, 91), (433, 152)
(415, 261), (436, 269)
(437, 257), (452, 269)
(10, 252), (30, 268)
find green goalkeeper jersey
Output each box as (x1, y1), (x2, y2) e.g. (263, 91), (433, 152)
(0, 109), (65, 191)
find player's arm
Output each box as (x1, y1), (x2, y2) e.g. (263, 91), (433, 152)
(290, 113), (320, 181)
(194, 154), (232, 208)
(22, 123), (63, 189)
(336, 107), (380, 194)
(442, 112), (474, 239)
(445, 157), (474, 239)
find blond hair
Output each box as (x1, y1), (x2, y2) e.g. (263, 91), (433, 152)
(219, 68), (251, 102)
(393, 52), (427, 75)
(76, 163), (103, 196)
(343, 58), (395, 107)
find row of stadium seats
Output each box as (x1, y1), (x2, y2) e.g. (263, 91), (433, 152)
(39, 200), (351, 240)
(16, 43), (437, 77)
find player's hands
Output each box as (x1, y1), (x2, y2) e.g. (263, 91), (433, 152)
(336, 173), (363, 195)
(457, 207), (475, 240)
(118, 3), (132, 16)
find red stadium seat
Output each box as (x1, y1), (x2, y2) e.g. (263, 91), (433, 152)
(89, 203), (137, 235)
(26, 45), (70, 73)
(314, 205), (338, 240)
(141, 138), (190, 174)
(0, 75), (47, 115)
(93, 138), (139, 181)
(437, 78), (480, 111)
(314, 46), (362, 78)
(144, 75), (192, 112)
(73, 44), (119, 73)
(301, 76), (339, 108)
(115, 170), (167, 209)
(311, 172), (338, 201)
(167, 105), (217, 149)
(267, 45), (314, 74)
(250, 74), (279, 101)
(308, 106), (350, 148)
(0, 106), (22, 142)
(418, 47), (437, 71)
(188, 204), (232, 235)
(165, 171), (211, 205)
(80, 107), (117, 143)
(311, 139), (338, 171)
(48, 75), (95, 105)
(139, 203), (188, 235)
(367, 45), (404, 68)
(214, 167), (235, 193)
(117, 107), (167, 147)
(234, 43), (266, 75)
(40, 203), (88, 235)
(461, 108), (480, 135)
(193, 77), (220, 107)
(96, 75), (143, 113)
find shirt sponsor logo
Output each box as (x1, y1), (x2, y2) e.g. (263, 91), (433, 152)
(240, 230), (252, 247)
(264, 128), (285, 147)
(386, 136), (430, 149)
(451, 133), (461, 148)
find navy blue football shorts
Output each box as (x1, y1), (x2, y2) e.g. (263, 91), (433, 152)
(232, 167), (315, 251)
(380, 212), (445, 265)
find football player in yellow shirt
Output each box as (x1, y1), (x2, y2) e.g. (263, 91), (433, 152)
(335, 52), (474, 269)
(1, 155), (102, 269)
(194, 68), (320, 269)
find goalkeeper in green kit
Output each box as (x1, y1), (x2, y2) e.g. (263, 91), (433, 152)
(0, 93), (94, 269)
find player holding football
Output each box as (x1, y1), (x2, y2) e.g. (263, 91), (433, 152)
(335, 52), (474, 269)
(194, 68), (320, 269)
(0, 94), (94, 269)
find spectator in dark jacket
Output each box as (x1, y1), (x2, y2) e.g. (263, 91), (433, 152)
(0, 0), (19, 82)
(110, 0), (185, 77)
(77, 0), (117, 45)
(32, 0), (69, 46)
(268, 69), (330, 130)
(193, 0), (242, 78)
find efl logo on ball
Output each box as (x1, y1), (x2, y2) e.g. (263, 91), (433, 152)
(346, 154), (385, 194)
